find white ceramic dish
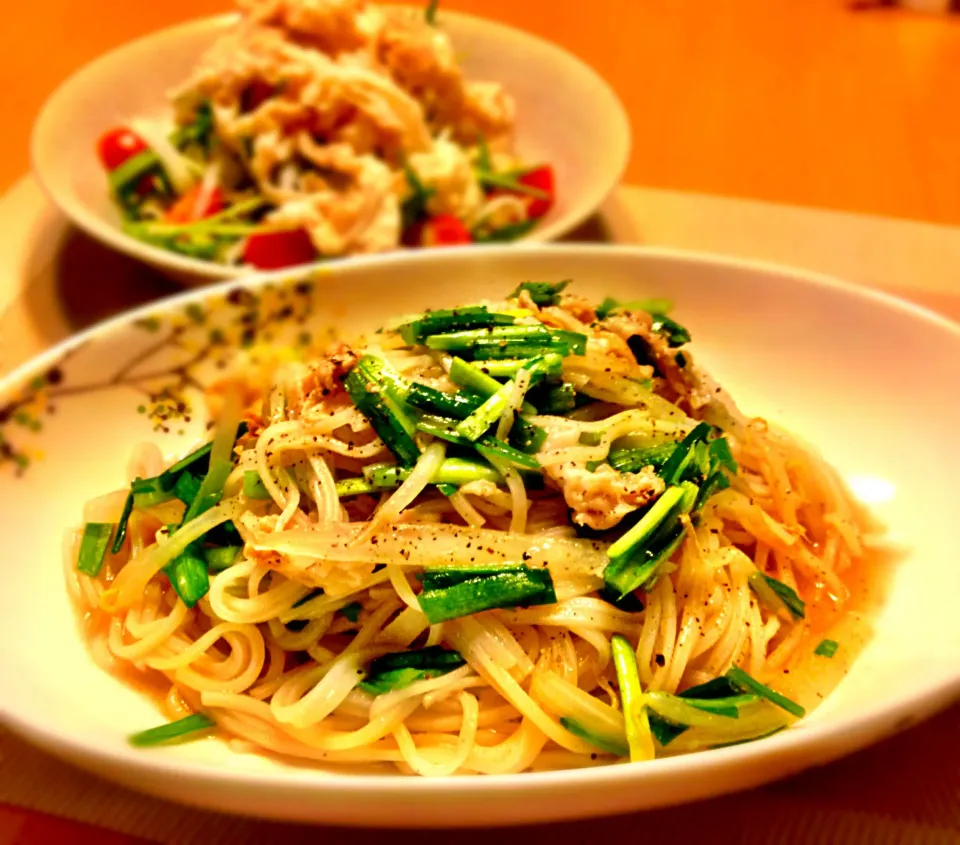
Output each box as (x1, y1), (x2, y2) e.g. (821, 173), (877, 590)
(1, 245), (958, 827)
(30, 9), (630, 285)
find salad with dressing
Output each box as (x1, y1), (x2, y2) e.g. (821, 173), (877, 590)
(95, 0), (555, 269)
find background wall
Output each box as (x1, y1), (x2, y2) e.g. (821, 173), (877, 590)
(5, 0), (960, 223)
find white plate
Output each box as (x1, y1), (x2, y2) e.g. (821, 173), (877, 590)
(30, 10), (630, 285)
(0, 245), (958, 827)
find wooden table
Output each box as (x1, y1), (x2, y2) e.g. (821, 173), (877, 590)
(5, 0), (960, 224)
(2, 1), (960, 842)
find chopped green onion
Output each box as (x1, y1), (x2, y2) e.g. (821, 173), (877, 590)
(243, 471), (273, 500)
(468, 354), (560, 381)
(345, 355), (420, 466)
(527, 382), (577, 414)
(658, 422), (711, 485)
(605, 523), (686, 599)
(650, 313), (691, 347)
(748, 571), (806, 620)
(607, 486), (686, 563)
(725, 667), (805, 718)
(363, 457), (501, 490)
(401, 161), (435, 228)
(110, 491), (135, 555)
(611, 634), (655, 761)
(599, 585), (645, 613)
(708, 437), (738, 474)
(595, 297), (620, 320)
(509, 280), (571, 306)
(648, 711), (689, 746)
(693, 470), (732, 511)
(339, 601), (362, 623)
(455, 380), (515, 441)
(293, 588), (324, 609)
(608, 442), (678, 474)
(679, 694), (759, 719)
(595, 297), (676, 320)
(416, 414), (474, 446)
(397, 306), (515, 345)
(406, 382), (485, 419)
(419, 564), (528, 590)
(814, 639), (839, 658)
(559, 717), (629, 756)
(604, 482), (697, 598)
(204, 545), (242, 572)
(425, 0), (440, 24)
(181, 456), (233, 525)
(77, 523), (114, 577)
(358, 646), (465, 695)
(173, 471), (202, 506)
(475, 170), (549, 199)
(711, 725), (787, 749)
(335, 477), (381, 497)
(165, 551), (210, 608)
(449, 356), (503, 398)
(508, 416), (547, 454)
(131, 476), (176, 509)
(425, 324), (549, 351)
(128, 713), (216, 747)
(463, 334), (587, 361)
(475, 436), (541, 471)
(678, 677), (741, 699)
(472, 218), (539, 243)
(159, 442), (213, 487)
(475, 133), (493, 171)
(417, 565), (556, 623)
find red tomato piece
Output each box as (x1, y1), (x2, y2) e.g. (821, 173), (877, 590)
(517, 165), (555, 219)
(96, 127), (148, 171)
(242, 229), (317, 269)
(164, 185), (225, 223)
(420, 215), (473, 247)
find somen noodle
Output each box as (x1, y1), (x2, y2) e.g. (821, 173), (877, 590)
(68, 280), (887, 774)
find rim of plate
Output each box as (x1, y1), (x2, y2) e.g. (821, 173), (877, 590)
(1, 244), (958, 795)
(29, 10), (631, 280)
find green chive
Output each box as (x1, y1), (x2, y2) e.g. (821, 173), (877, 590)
(243, 471), (272, 500)
(559, 717), (629, 756)
(204, 546), (242, 572)
(128, 713), (216, 747)
(77, 523), (115, 577)
(110, 492), (135, 555)
(814, 639), (839, 658)
(725, 667), (805, 719)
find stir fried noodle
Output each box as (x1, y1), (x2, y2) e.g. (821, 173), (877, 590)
(69, 281), (885, 773)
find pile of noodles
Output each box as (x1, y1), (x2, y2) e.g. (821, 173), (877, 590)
(67, 291), (885, 776)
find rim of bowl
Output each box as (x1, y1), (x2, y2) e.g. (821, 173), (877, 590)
(29, 9), (632, 281)
(1, 243), (958, 796)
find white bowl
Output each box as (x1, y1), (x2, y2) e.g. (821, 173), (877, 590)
(30, 10), (630, 285)
(1, 245), (958, 827)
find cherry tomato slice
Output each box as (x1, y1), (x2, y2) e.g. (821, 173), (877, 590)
(517, 165), (555, 219)
(420, 214), (473, 247)
(164, 185), (225, 223)
(242, 229), (317, 269)
(97, 127), (149, 171)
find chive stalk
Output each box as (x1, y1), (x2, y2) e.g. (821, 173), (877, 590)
(77, 523), (115, 577)
(128, 713), (216, 747)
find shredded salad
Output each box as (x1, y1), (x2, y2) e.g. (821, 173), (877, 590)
(96, 0), (555, 269)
